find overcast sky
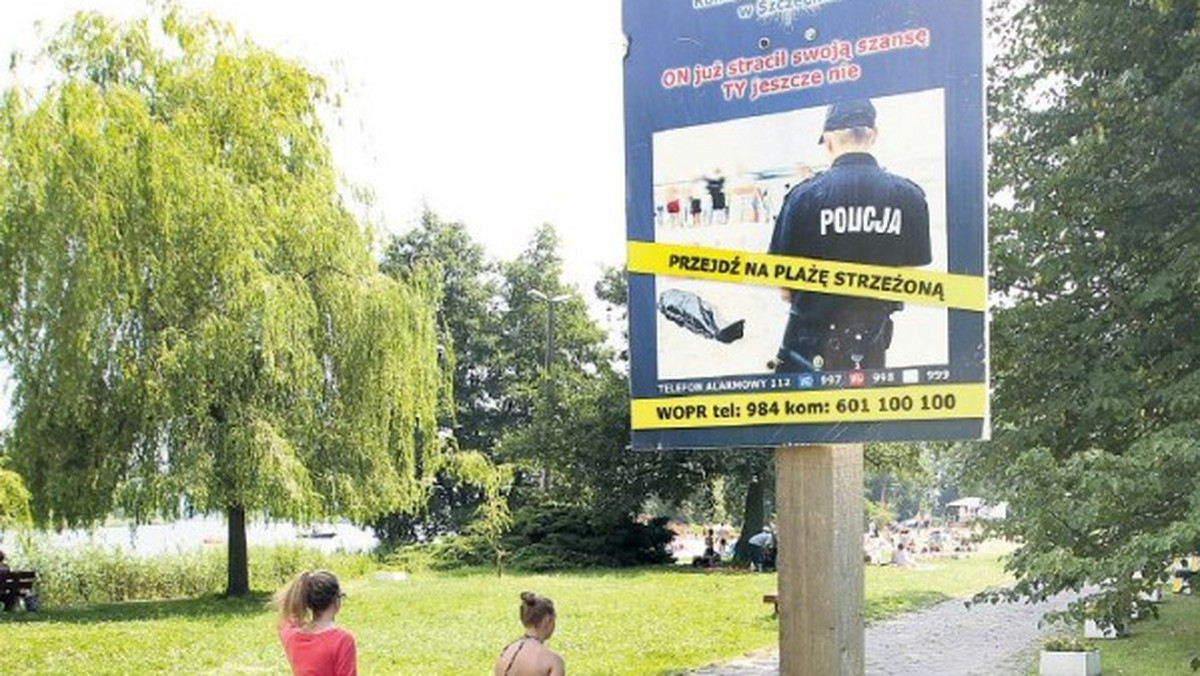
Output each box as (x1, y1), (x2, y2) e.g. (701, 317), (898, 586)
(0, 0), (630, 427)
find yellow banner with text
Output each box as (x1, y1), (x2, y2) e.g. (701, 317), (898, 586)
(632, 383), (986, 430)
(627, 241), (985, 311)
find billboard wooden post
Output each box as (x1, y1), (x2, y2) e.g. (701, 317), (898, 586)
(775, 444), (864, 676)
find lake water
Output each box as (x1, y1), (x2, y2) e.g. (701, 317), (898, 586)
(2, 515), (378, 557)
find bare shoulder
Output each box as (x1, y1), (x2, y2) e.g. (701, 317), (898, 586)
(493, 642), (518, 676)
(527, 643), (565, 676)
(493, 640), (564, 676)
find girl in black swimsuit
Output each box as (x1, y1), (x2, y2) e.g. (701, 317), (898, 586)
(494, 591), (565, 676)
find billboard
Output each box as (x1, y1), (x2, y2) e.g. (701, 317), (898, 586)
(624, 0), (987, 449)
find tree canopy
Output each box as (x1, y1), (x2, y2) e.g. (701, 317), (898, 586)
(0, 433), (32, 531)
(0, 8), (444, 594)
(382, 210), (498, 451)
(971, 0), (1199, 627)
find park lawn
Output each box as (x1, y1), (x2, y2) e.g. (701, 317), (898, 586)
(1095, 593), (1200, 675)
(0, 553), (1010, 676)
(862, 550), (1010, 621)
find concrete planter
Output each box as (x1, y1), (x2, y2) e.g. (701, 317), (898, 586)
(1039, 650), (1101, 676)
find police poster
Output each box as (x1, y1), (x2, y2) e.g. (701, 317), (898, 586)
(624, 0), (987, 449)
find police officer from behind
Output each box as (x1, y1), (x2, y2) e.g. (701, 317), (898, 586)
(769, 99), (931, 372)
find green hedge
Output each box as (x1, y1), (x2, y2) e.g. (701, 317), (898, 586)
(5, 543), (376, 607)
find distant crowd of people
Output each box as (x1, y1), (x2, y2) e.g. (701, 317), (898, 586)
(690, 526), (730, 568)
(863, 525), (979, 568)
(682, 524), (777, 572)
(682, 519), (985, 573)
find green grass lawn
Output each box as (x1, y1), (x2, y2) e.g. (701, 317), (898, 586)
(0, 554), (1010, 676)
(1095, 594), (1200, 675)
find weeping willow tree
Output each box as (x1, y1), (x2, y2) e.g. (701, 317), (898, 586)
(0, 8), (445, 595)
(0, 438), (32, 531)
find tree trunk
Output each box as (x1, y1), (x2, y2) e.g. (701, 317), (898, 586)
(733, 478), (765, 563)
(226, 504), (250, 597)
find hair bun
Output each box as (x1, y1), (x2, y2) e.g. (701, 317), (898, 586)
(520, 591), (537, 605)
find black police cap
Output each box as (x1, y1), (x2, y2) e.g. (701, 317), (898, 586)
(818, 99), (876, 144)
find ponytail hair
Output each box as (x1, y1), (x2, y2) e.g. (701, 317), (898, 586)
(518, 591), (555, 628)
(272, 570), (342, 626)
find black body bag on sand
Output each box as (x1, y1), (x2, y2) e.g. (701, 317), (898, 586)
(657, 288), (744, 344)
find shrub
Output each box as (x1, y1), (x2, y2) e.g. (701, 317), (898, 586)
(10, 543), (223, 606)
(1043, 635), (1096, 652)
(248, 544), (376, 590)
(381, 535), (493, 572)
(379, 503), (675, 573)
(5, 542), (375, 608)
(371, 472), (485, 550)
(502, 503), (674, 571)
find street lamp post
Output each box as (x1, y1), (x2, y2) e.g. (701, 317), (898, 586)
(528, 289), (569, 492)
(528, 289), (570, 376)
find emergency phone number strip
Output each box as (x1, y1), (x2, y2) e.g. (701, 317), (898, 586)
(631, 383), (985, 430)
(627, 241), (985, 311)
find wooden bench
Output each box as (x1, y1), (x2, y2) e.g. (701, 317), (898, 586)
(0, 571), (38, 612)
(763, 591), (779, 615)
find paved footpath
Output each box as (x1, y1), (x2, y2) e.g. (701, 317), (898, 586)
(688, 592), (1077, 676)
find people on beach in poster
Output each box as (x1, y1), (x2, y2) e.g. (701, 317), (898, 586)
(704, 169), (728, 224)
(768, 99), (931, 372)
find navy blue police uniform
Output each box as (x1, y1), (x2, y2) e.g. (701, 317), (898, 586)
(768, 119), (931, 372)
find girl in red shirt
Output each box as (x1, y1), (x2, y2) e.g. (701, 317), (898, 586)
(272, 570), (357, 676)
